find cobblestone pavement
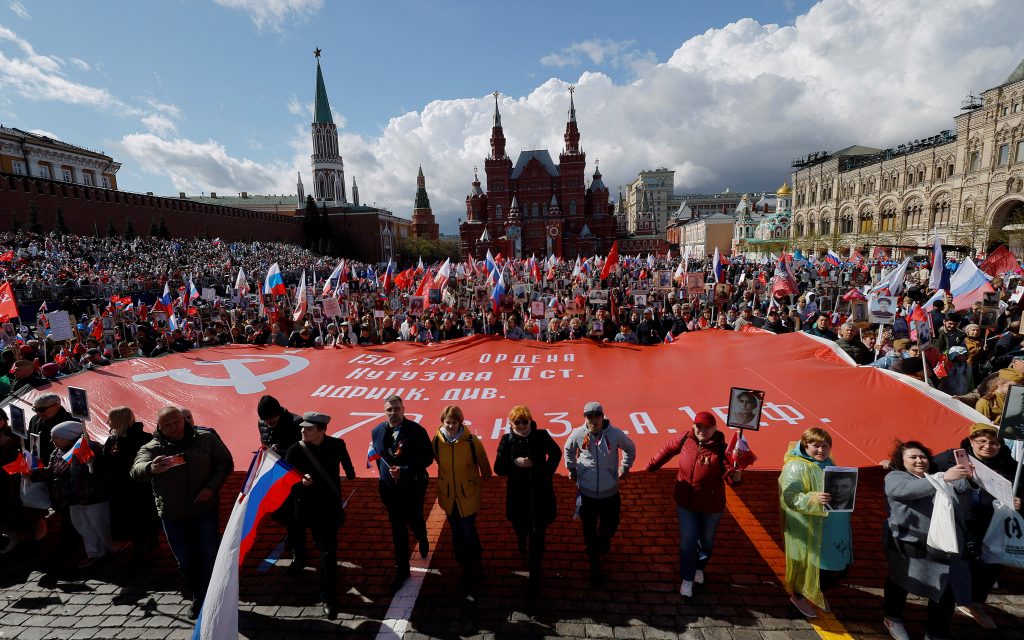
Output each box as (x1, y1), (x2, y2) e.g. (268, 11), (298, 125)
(1, 468), (1021, 639)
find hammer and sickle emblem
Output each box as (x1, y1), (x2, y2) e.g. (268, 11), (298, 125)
(131, 355), (309, 395)
(1006, 516), (1024, 540)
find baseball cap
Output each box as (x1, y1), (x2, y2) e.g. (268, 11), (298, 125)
(694, 411), (716, 427)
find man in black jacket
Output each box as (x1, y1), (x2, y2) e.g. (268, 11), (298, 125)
(370, 395), (434, 592)
(28, 393), (77, 461)
(285, 412), (355, 619)
(257, 395), (301, 454)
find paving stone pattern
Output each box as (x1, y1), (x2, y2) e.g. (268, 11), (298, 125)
(1, 468), (1021, 638)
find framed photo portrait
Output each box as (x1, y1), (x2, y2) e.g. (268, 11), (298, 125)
(474, 286), (489, 307)
(822, 467), (859, 512)
(726, 387), (765, 430)
(686, 273), (705, 296)
(982, 290), (1000, 307)
(657, 270), (673, 290)
(409, 296), (425, 314)
(850, 300), (869, 327)
(999, 384), (1024, 440)
(713, 283), (731, 304)
(867, 295), (897, 325)
(979, 308), (999, 330)
(427, 288), (442, 305)
(9, 404), (26, 439)
(68, 387), (90, 421)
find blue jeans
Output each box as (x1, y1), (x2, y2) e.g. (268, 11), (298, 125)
(677, 507), (723, 581)
(162, 509), (220, 602)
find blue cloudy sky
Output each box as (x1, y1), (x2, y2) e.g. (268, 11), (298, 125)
(1, 0), (1021, 233)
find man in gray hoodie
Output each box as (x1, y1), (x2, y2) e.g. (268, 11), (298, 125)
(564, 401), (636, 581)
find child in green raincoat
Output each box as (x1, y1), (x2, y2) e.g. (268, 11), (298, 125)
(778, 427), (853, 618)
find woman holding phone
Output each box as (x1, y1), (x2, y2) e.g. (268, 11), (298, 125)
(933, 423), (1024, 629)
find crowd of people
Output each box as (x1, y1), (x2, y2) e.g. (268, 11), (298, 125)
(2, 229), (1024, 638)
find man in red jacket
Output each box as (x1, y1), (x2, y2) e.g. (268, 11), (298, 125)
(646, 411), (741, 598)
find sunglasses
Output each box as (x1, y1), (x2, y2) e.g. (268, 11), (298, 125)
(513, 419), (530, 425)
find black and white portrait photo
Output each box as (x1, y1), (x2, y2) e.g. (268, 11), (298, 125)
(867, 295), (897, 325)
(726, 387), (765, 430)
(823, 467), (859, 512)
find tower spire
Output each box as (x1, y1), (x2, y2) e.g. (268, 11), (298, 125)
(563, 85), (580, 154)
(313, 49), (333, 125)
(309, 49), (346, 204)
(489, 91), (507, 160)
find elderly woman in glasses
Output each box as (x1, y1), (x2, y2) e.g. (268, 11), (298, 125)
(933, 423), (1024, 629)
(493, 405), (561, 586)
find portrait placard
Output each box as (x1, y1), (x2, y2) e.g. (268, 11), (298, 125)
(850, 300), (869, 328)
(979, 307), (999, 330)
(633, 294), (648, 308)
(409, 297), (425, 314)
(657, 270), (673, 290)
(713, 283), (731, 304)
(9, 404), (26, 439)
(588, 289), (609, 305)
(726, 387), (765, 430)
(68, 387), (90, 421)
(46, 311), (75, 341)
(321, 297), (342, 319)
(685, 273), (704, 295)
(999, 384), (1024, 440)
(427, 288), (442, 305)
(530, 300), (545, 318)
(823, 466), (859, 512)
(867, 295), (897, 325)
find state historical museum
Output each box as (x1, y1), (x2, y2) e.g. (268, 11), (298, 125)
(459, 89), (616, 260)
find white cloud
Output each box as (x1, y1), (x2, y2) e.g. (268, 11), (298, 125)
(213, 0), (323, 31)
(28, 128), (59, 140)
(120, 0), (1024, 238)
(69, 57), (91, 71)
(286, 95), (308, 117)
(541, 38), (655, 72)
(117, 132), (302, 196)
(141, 114), (177, 136)
(138, 96), (182, 120)
(9, 1), (29, 19)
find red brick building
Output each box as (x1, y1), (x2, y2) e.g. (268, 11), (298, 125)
(411, 166), (439, 240)
(460, 89), (615, 259)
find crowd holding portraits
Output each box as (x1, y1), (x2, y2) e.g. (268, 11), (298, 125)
(6, 229), (1024, 633)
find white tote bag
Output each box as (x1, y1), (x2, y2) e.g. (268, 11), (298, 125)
(981, 501), (1024, 568)
(19, 476), (51, 510)
(925, 473), (959, 554)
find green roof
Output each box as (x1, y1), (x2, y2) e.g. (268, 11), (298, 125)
(1007, 58), (1024, 85)
(314, 62), (333, 125)
(415, 186), (431, 209)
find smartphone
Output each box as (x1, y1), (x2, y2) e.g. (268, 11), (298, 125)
(165, 454), (186, 468)
(953, 448), (969, 467)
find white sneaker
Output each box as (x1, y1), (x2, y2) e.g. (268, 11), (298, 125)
(957, 604), (997, 629)
(790, 595), (817, 618)
(679, 580), (693, 598)
(883, 617), (910, 640)
(694, 570), (704, 584)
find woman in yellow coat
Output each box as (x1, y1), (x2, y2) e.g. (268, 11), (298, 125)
(433, 405), (492, 575)
(779, 428), (853, 619)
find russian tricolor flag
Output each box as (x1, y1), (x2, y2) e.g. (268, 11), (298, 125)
(824, 250), (841, 267)
(491, 268), (506, 312)
(263, 262), (287, 296)
(711, 247), (724, 283)
(949, 257), (995, 310)
(192, 448), (301, 639)
(61, 434), (94, 465)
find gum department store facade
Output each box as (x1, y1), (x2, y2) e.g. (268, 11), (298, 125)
(789, 58), (1024, 256)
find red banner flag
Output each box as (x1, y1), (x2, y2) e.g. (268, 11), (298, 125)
(0, 282), (18, 320)
(978, 244), (1020, 277)
(599, 241), (619, 281)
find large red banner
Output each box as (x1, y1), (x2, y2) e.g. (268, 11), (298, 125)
(11, 332), (983, 476)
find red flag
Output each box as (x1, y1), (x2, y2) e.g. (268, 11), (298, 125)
(415, 270), (434, 297)
(933, 358), (948, 379)
(978, 244), (1021, 277)
(2, 451), (31, 475)
(0, 250), (13, 262)
(599, 241), (619, 281)
(724, 430), (757, 470)
(841, 288), (866, 301)
(0, 282), (18, 320)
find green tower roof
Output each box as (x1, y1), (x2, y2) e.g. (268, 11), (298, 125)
(314, 61), (333, 125)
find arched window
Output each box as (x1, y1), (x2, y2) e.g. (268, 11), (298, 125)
(840, 214), (854, 234)
(820, 215), (831, 235)
(808, 220), (815, 236)
(933, 201), (951, 225)
(859, 210), (874, 234)
(880, 205), (897, 231)
(531, 203), (539, 217)
(795, 220), (805, 236)
(905, 202), (923, 228)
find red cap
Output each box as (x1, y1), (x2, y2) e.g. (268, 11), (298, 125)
(694, 411), (717, 427)
(18, 345), (33, 356)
